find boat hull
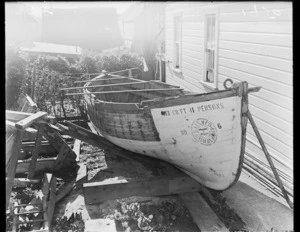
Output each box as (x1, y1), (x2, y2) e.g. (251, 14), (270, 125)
(84, 79), (248, 190)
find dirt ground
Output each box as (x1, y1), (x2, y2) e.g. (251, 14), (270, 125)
(52, 142), (200, 232)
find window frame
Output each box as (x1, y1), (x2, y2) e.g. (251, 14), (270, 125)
(201, 8), (219, 90)
(172, 12), (182, 73)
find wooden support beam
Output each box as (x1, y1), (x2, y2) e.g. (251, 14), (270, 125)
(41, 173), (52, 231)
(6, 110), (57, 124)
(16, 158), (56, 174)
(248, 110), (293, 209)
(50, 122), (134, 162)
(87, 122), (99, 135)
(6, 120), (37, 133)
(28, 124), (45, 179)
(83, 174), (203, 204)
(47, 176), (56, 226)
(66, 88), (183, 96)
(180, 192), (229, 232)
(15, 111), (48, 129)
(43, 123), (77, 170)
(6, 129), (24, 208)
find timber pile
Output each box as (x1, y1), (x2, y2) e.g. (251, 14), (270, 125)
(6, 110), (79, 232)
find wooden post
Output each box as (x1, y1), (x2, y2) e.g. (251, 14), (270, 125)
(128, 69), (132, 77)
(248, 110), (293, 209)
(6, 129), (24, 208)
(27, 124), (45, 179)
(32, 65), (36, 102)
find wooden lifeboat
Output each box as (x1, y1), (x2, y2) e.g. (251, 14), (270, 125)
(68, 73), (259, 190)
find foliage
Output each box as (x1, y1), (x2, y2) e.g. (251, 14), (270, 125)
(5, 46), (144, 113)
(5, 46), (29, 109)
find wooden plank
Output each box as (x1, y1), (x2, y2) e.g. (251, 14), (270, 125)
(180, 192), (229, 232)
(28, 124), (45, 179)
(83, 174), (203, 204)
(73, 139), (81, 162)
(15, 111), (48, 129)
(6, 110), (57, 124)
(43, 124), (77, 170)
(16, 158), (56, 174)
(10, 178), (40, 187)
(47, 177), (56, 226)
(50, 122), (135, 162)
(6, 129), (24, 208)
(6, 120), (38, 134)
(12, 202), (19, 232)
(42, 174), (52, 231)
(66, 88), (184, 96)
(87, 122), (98, 135)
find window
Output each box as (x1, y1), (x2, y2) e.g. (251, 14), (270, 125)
(173, 14), (182, 71)
(203, 11), (219, 89)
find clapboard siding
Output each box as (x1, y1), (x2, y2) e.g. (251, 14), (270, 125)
(220, 31), (292, 47)
(218, 66), (292, 98)
(220, 8), (292, 22)
(219, 40), (293, 60)
(166, 72), (205, 93)
(219, 73), (292, 112)
(182, 22), (204, 30)
(219, 49), (292, 73)
(220, 22), (292, 34)
(219, 57), (292, 85)
(182, 36), (204, 44)
(165, 2), (293, 198)
(182, 55), (202, 68)
(219, 2), (292, 13)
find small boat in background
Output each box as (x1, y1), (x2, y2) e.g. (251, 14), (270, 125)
(67, 73), (260, 190)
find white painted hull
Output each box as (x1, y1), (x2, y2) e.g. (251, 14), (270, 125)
(91, 96), (243, 190)
(83, 75), (249, 190)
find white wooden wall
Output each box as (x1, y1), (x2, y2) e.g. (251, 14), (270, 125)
(165, 2), (293, 196)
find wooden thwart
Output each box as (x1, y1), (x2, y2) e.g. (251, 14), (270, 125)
(66, 88), (183, 96)
(74, 76), (145, 84)
(83, 174), (203, 204)
(60, 81), (152, 91)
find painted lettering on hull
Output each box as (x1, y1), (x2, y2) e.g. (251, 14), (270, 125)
(160, 102), (225, 116)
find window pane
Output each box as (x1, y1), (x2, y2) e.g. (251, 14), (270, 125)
(205, 14), (216, 83)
